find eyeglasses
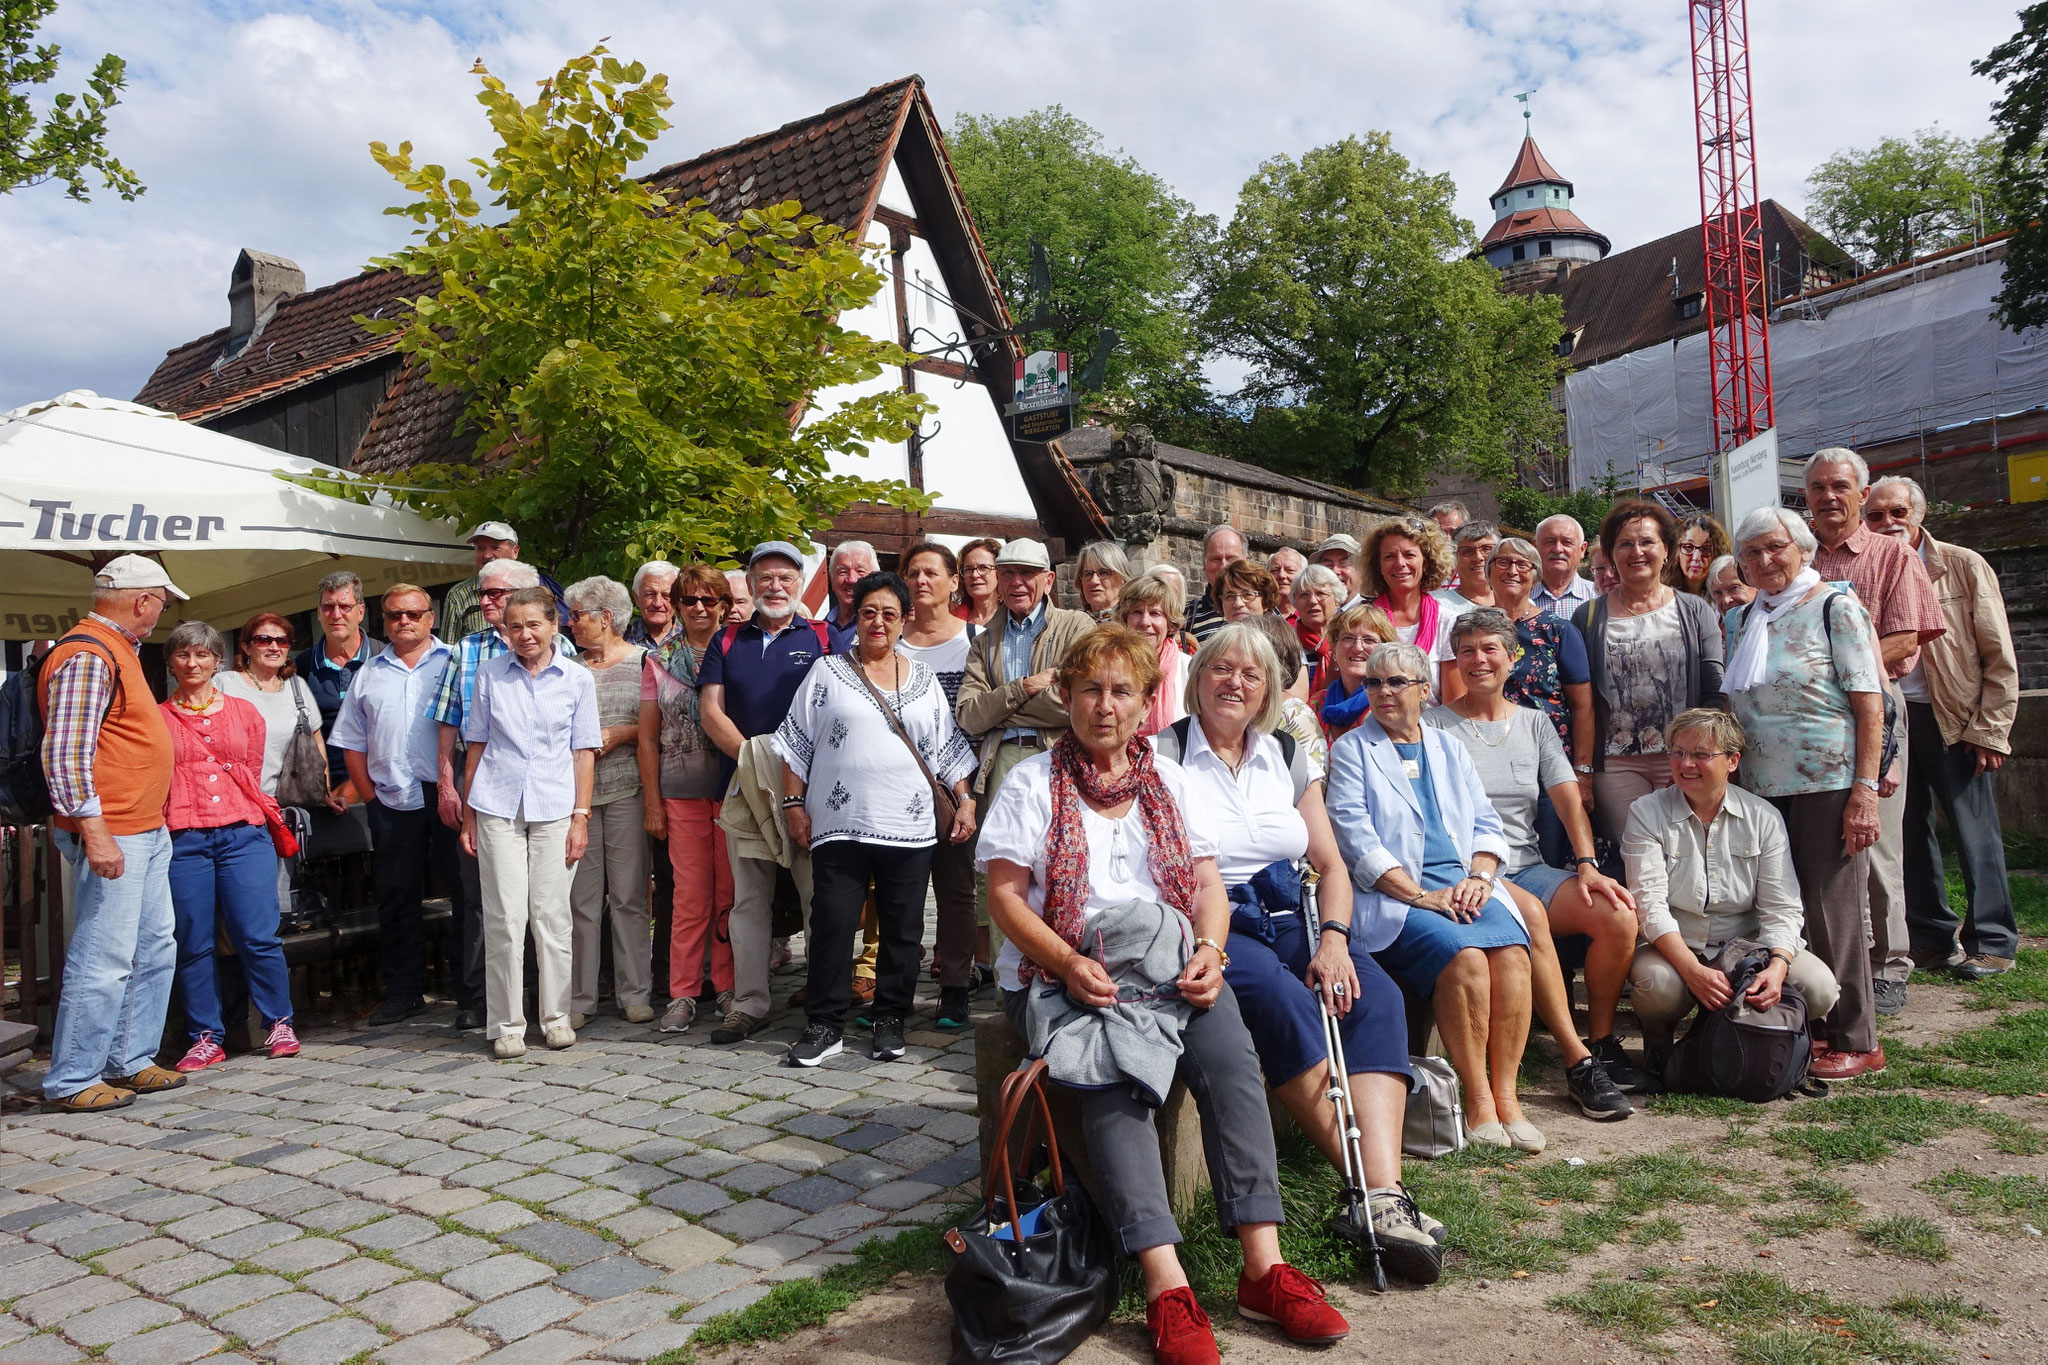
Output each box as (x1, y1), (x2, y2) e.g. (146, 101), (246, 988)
(1490, 558), (1535, 574)
(962, 564), (996, 576)
(1203, 663), (1266, 688)
(1613, 537), (1664, 555)
(1363, 676), (1424, 691)
(673, 594), (723, 608)
(318, 600), (361, 614)
(1670, 748), (1731, 764)
(383, 608), (430, 623)
(1220, 591), (1265, 606)
(857, 606), (902, 624)
(247, 634), (290, 648)
(478, 587), (512, 600)
(1078, 568), (1119, 582)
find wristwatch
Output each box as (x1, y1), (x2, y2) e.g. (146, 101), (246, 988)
(1853, 776), (1880, 792)
(1574, 763), (1594, 775)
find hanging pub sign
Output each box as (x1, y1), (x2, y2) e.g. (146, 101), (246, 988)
(1005, 350), (1073, 440)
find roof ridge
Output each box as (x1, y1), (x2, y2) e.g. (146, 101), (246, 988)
(149, 265), (406, 365)
(639, 74), (920, 193)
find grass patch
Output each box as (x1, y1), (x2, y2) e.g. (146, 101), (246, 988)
(1752, 1175), (1863, 1238)
(1683, 1267), (1954, 1365)
(1639, 1092), (1752, 1121)
(1632, 1215), (1684, 1245)
(1770, 1090), (2041, 1164)
(1883, 1290), (1997, 1334)
(1549, 1275), (1677, 1348)
(1857, 1214), (1950, 1261)
(1959, 949), (2048, 1009)
(680, 1222), (953, 1350)
(1919, 1166), (2048, 1232)
(1597, 1150), (1740, 1214)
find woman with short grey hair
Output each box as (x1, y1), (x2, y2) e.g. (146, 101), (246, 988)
(1073, 540), (1132, 620)
(1291, 563), (1344, 693)
(564, 575), (652, 1027)
(1721, 504), (1885, 1082)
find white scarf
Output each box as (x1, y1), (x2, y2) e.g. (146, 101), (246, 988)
(1725, 567), (1822, 692)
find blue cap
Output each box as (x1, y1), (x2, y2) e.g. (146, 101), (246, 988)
(747, 540), (806, 571)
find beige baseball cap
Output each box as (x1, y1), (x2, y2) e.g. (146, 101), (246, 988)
(95, 554), (188, 601)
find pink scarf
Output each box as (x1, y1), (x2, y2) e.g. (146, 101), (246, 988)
(1138, 635), (1185, 738)
(1375, 590), (1441, 654)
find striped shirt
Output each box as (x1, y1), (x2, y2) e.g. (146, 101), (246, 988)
(40, 613), (139, 819)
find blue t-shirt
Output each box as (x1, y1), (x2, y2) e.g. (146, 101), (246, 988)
(1397, 741), (1467, 890)
(695, 616), (832, 782)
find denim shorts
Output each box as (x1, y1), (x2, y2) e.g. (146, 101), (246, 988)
(1507, 861), (1575, 907)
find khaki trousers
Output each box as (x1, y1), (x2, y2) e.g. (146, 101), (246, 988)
(569, 793), (651, 1014)
(477, 813), (576, 1042)
(1866, 679), (1911, 984)
(1629, 944), (1839, 1050)
(731, 851), (811, 1020)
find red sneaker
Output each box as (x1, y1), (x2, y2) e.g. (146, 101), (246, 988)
(1145, 1286), (1219, 1365)
(265, 1020), (301, 1059)
(1238, 1263), (1350, 1345)
(175, 1034), (225, 1073)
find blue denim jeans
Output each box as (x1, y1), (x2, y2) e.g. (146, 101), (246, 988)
(45, 826), (176, 1099)
(169, 822), (294, 1041)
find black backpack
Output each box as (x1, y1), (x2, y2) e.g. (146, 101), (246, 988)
(1663, 939), (1814, 1103)
(0, 634), (121, 826)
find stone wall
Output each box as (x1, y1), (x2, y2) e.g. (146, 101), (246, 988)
(1927, 502), (2048, 693)
(1057, 425), (1421, 598)
(1996, 691), (2048, 842)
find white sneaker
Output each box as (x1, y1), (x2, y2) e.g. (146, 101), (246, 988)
(493, 1036), (526, 1060)
(544, 1024), (576, 1050)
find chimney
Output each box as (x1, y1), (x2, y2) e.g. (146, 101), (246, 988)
(225, 248), (305, 358)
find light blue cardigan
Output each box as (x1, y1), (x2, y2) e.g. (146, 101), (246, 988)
(1324, 715), (1522, 953)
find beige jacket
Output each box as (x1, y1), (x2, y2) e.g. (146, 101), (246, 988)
(955, 602), (1095, 791)
(718, 734), (795, 866)
(1917, 535), (2018, 754)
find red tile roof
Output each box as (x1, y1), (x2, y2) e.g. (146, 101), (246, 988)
(1479, 205), (1608, 251)
(134, 77), (926, 441)
(1491, 136), (1569, 199)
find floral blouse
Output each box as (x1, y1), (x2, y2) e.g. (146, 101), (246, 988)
(1725, 589), (1883, 799)
(1505, 612), (1591, 750)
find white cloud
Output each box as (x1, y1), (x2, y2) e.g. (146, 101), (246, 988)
(1, 0), (2016, 411)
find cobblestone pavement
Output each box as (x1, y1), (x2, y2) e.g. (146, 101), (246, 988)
(0, 957), (981, 1363)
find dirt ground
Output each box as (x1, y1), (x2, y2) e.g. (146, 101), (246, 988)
(706, 968), (2048, 1365)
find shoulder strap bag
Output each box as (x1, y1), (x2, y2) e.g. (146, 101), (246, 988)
(273, 679), (333, 810)
(846, 651), (958, 840)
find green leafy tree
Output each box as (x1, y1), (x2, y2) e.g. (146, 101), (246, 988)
(1804, 128), (1997, 269)
(357, 48), (930, 579)
(1977, 4), (2048, 330)
(947, 106), (1210, 420)
(1, 0), (141, 199)
(1200, 133), (1566, 496)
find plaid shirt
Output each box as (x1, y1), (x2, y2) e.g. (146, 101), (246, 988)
(624, 617), (680, 650)
(40, 613), (141, 819)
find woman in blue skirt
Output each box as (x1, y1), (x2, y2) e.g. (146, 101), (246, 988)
(1325, 641), (1535, 1153)
(1156, 625), (1444, 1285)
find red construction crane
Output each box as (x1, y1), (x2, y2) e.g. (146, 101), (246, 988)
(1690, 0), (1774, 452)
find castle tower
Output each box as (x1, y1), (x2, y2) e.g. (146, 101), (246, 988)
(1478, 135), (1610, 292)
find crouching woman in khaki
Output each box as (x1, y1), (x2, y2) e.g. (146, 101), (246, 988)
(1622, 709), (1838, 1069)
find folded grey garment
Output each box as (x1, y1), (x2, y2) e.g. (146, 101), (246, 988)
(1024, 897), (1193, 1106)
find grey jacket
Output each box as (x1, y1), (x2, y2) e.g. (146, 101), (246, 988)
(1023, 898), (1193, 1107)
(1571, 592), (1726, 771)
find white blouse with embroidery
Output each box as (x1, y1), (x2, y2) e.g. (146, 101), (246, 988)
(772, 653), (976, 850)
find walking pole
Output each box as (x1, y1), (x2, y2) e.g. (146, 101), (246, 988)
(1300, 863), (1387, 1292)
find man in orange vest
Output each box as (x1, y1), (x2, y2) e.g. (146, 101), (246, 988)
(38, 555), (188, 1112)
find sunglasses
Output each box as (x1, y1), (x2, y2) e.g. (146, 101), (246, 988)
(478, 588), (512, 600)
(383, 608), (431, 622)
(1363, 676), (1424, 691)
(247, 634), (291, 648)
(673, 594), (723, 608)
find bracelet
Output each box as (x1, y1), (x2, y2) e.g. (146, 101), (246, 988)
(571, 808), (590, 816)
(780, 796), (805, 810)
(1574, 856), (1600, 868)
(1192, 936), (1231, 968)
(1319, 921), (1352, 941)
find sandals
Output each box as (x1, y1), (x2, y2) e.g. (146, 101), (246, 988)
(42, 1082), (134, 1113)
(105, 1065), (188, 1094)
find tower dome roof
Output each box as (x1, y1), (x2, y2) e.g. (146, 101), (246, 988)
(1492, 135), (1572, 198)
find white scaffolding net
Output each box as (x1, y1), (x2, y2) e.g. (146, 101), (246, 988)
(1562, 254), (2048, 489)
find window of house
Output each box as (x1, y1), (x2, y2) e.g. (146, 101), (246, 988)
(1512, 243), (1526, 261)
(1539, 240), (1553, 257)
(1678, 295), (1703, 319)
(1525, 188), (1535, 199)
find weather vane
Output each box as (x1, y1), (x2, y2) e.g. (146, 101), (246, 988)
(1514, 90), (1535, 131)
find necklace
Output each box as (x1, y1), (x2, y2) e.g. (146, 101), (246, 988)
(172, 688), (216, 713)
(1459, 712), (1513, 747)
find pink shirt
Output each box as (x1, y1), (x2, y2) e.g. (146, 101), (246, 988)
(160, 696), (270, 830)
(1812, 523), (1945, 680)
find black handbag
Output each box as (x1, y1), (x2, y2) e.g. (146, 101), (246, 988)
(944, 1059), (1115, 1364)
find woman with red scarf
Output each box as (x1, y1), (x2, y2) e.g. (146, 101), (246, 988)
(978, 627), (1348, 1365)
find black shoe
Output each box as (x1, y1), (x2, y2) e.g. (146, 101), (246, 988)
(934, 986), (972, 1031)
(453, 1008), (485, 1032)
(1565, 1056), (1634, 1120)
(1872, 978), (1908, 1015)
(1588, 1035), (1653, 1094)
(870, 1014), (906, 1061)
(789, 1023), (843, 1068)
(368, 997), (426, 1027)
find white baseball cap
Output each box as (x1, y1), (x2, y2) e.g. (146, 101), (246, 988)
(467, 521), (519, 544)
(993, 538), (1052, 570)
(1310, 533), (1361, 560)
(95, 554), (188, 601)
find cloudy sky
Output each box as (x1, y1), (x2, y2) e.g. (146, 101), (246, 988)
(0, 0), (2021, 412)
